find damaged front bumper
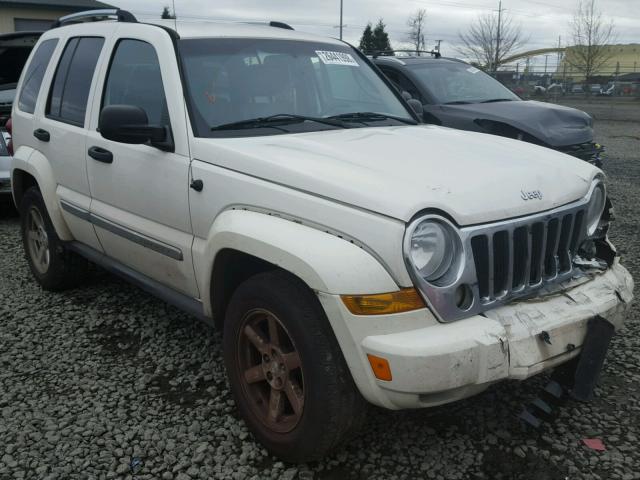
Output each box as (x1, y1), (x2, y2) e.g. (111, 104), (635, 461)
(324, 260), (633, 410)
(557, 141), (605, 167)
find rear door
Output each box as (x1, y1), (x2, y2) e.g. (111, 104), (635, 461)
(35, 34), (107, 251)
(86, 25), (198, 297)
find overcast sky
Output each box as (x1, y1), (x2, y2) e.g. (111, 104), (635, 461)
(113, 0), (640, 66)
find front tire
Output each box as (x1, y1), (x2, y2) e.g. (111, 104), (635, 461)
(20, 187), (87, 290)
(223, 270), (367, 462)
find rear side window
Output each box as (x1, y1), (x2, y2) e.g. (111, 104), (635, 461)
(102, 40), (169, 126)
(18, 39), (58, 114)
(47, 37), (104, 127)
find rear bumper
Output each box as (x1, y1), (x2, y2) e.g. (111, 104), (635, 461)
(0, 154), (11, 194)
(0, 175), (11, 194)
(320, 261), (633, 410)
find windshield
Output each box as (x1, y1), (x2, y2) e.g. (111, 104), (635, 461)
(179, 38), (414, 137)
(410, 61), (519, 105)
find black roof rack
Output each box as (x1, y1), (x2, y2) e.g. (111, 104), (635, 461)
(51, 9), (137, 29)
(269, 21), (294, 30)
(372, 49), (441, 59)
(244, 21), (295, 31)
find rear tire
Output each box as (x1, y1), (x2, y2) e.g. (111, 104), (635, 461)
(223, 270), (367, 462)
(20, 187), (87, 291)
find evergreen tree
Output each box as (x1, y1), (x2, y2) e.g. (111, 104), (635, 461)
(359, 23), (376, 54)
(372, 19), (392, 53)
(161, 6), (176, 19)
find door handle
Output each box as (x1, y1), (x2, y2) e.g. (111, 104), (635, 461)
(33, 129), (50, 142)
(88, 146), (113, 164)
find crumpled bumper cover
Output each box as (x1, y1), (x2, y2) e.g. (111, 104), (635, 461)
(360, 261), (633, 409)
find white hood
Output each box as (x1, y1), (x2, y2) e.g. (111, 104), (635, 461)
(195, 125), (599, 225)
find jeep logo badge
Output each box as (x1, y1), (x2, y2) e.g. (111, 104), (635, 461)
(521, 189), (543, 201)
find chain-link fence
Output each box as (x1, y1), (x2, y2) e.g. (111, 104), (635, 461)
(495, 63), (640, 99)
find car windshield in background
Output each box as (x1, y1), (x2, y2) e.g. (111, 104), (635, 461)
(0, 86), (16, 104)
(410, 62), (520, 105)
(179, 38), (414, 137)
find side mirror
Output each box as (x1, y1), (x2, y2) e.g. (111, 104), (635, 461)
(99, 105), (173, 151)
(407, 98), (424, 117)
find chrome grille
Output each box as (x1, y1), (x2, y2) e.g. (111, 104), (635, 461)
(404, 179), (604, 323)
(470, 209), (586, 304)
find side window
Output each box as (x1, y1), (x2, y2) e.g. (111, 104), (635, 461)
(396, 71), (424, 104)
(102, 40), (169, 126)
(18, 39), (58, 114)
(47, 37), (104, 126)
(379, 67), (400, 88)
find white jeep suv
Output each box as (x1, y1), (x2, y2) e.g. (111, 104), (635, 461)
(11, 10), (633, 462)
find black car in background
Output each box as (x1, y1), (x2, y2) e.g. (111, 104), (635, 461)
(0, 31), (43, 125)
(372, 52), (604, 166)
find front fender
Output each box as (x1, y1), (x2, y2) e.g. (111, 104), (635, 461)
(11, 146), (73, 241)
(192, 209), (400, 317)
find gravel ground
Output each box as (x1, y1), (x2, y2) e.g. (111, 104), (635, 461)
(1, 119), (639, 480)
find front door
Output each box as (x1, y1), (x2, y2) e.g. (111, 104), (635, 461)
(86, 27), (198, 298)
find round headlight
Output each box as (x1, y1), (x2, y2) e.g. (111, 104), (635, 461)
(409, 219), (461, 284)
(586, 182), (606, 236)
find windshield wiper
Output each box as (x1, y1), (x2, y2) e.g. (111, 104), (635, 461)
(326, 112), (417, 125)
(211, 114), (349, 132)
(479, 98), (516, 103)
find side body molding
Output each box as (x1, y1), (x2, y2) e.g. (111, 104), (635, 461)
(192, 209), (400, 317)
(11, 147), (73, 240)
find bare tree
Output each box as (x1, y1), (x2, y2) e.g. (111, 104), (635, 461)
(567, 0), (615, 87)
(457, 10), (525, 72)
(407, 9), (427, 54)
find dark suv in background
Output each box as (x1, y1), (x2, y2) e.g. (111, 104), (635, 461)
(0, 31), (43, 202)
(0, 32), (43, 124)
(372, 52), (605, 166)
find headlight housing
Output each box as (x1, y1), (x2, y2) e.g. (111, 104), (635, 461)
(405, 217), (463, 287)
(586, 181), (606, 236)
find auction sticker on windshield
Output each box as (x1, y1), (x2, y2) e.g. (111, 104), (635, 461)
(316, 51), (359, 67)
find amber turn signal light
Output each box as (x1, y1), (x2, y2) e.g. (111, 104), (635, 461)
(367, 354), (392, 381)
(341, 288), (425, 316)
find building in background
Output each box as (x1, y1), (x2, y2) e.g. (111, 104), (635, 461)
(558, 44), (640, 81)
(0, 0), (113, 33)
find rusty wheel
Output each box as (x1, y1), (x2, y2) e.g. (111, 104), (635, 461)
(237, 309), (304, 433)
(223, 271), (367, 462)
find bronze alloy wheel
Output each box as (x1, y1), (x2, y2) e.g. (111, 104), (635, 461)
(26, 205), (50, 274)
(236, 308), (305, 433)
